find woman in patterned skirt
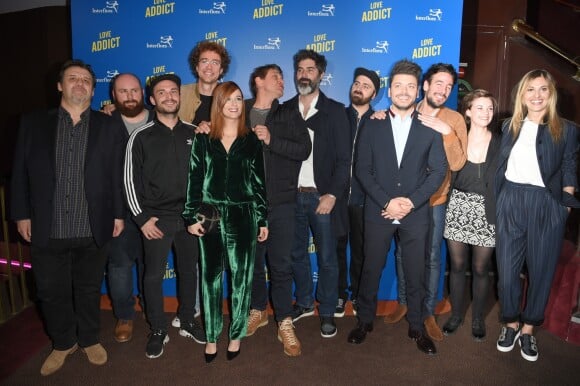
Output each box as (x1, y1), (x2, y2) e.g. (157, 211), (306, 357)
(442, 89), (500, 341)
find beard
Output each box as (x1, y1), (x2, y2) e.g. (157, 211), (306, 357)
(426, 94), (446, 109)
(350, 91), (372, 106)
(156, 100), (180, 115)
(115, 98), (145, 118)
(296, 78), (319, 96)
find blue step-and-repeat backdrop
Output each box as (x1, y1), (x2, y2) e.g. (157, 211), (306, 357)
(71, 0), (463, 300)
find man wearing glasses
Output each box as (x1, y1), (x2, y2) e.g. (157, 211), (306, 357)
(178, 40), (231, 126)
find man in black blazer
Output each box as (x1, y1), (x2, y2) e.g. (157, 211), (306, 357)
(347, 59), (447, 355)
(285, 49), (350, 339)
(10, 60), (126, 375)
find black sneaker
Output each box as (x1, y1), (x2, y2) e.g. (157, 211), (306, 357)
(146, 330), (169, 359)
(320, 316), (337, 338)
(496, 325), (521, 352)
(179, 319), (207, 344)
(519, 334), (539, 362)
(291, 304), (315, 322)
(472, 319), (486, 342)
(334, 298), (346, 318)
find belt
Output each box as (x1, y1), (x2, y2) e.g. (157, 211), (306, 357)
(298, 186), (318, 193)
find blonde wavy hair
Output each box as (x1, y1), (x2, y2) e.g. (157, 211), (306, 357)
(509, 69), (562, 141)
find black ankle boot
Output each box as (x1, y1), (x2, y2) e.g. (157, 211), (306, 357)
(442, 315), (463, 335)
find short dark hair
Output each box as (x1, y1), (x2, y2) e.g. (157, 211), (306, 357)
(249, 64), (283, 98)
(293, 49), (327, 74)
(188, 40), (231, 79)
(461, 89), (498, 130)
(59, 59), (96, 88)
(423, 63), (458, 86)
(388, 59), (422, 87)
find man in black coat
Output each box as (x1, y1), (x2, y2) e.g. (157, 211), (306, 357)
(10, 60), (126, 375)
(243, 64), (311, 356)
(285, 49), (350, 339)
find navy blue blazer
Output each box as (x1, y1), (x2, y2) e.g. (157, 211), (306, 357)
(284, 91), (351, 234)
(10, 108), (127, 247)
(355, 112), (448, 224)
(495, 118), (579, 208)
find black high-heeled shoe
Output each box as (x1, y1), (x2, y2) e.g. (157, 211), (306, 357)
(226, 349), (240, 361)
(204, 352), (217, 363)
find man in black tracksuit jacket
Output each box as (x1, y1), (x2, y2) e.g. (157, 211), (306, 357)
(123, 74), (204, 359)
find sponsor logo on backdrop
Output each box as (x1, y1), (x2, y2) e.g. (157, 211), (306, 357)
(92, 30), (121, 52)
(204, 31), (228, 46)
(145, 0), (175, 18)
(145, 66), (175, 87)
(412, 37), (442, 59)
(253, 37), (281, 50)
(361, 40), (389, 54)
(199, 1), (227, 15)
(321, 73), (333, 87)
(416, 8), (443, 21)
(306, 33), (336, 53)
(307, 3), (335, 17)
(361, 2), (392, 22)
(253, 0), (284, 19)
(92, 0), (119, 14)
(146, 35), (174, 49)
(96, 69), (120, 83)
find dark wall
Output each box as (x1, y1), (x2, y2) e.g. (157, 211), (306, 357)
(460, 0), (580, 123)
(0, 6), (71, 178)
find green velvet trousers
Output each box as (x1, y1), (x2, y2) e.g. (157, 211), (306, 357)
(199, 203), (258, 343)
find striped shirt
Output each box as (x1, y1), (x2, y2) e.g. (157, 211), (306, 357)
(50, 107), (92, 239)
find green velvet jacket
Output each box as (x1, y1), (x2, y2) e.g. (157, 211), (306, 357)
(183, 132), (268, 227)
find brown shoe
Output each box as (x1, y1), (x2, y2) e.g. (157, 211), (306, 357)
(40, 344), (78, 376)
(277, 318), (301, 357)
(246, 309), (268, 336)
(384, 303), (408, 324)
(424, 315), (444, 342)
(114, 319), (134, 343)
(82, 343), (108, 365)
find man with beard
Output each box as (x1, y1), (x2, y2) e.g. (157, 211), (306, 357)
(347, 59), (447, 356)
(106, 73), (154, 344)
(124, 74), (203, 358)
(285, 49), (350, 338)
(11, 60), (126, 375)
(384, 64), (467, 343)
(335, 68), (381, 318)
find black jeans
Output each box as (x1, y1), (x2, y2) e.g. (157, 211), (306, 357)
(251, 203), (296, 322)
(337, 204), (365, 300)
(142, 217), (199, 331)
(31, 237), (109, 350)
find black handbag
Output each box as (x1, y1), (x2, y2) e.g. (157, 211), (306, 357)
(195, 203), (221, 234)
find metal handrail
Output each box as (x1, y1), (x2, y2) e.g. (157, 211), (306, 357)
(511, 18), (580, 81)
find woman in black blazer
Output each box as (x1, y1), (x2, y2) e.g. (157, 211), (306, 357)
(494, 69), (579, 362)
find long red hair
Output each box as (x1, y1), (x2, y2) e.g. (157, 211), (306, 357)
(209, 81), (249, 140)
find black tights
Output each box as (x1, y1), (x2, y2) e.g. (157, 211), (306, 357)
(447, 239), (494, 320)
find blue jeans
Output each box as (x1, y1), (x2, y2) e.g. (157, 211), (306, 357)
(107, 216), (144, 320)
(395, 203), (446, 315)
(291, 192), (338, 317)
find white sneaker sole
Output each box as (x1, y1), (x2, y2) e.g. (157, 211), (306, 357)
(146, 335), (169, 359)
(496, 330), (520, 352)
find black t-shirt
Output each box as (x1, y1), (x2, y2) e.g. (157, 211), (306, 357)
(193, 94), (212, 125)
